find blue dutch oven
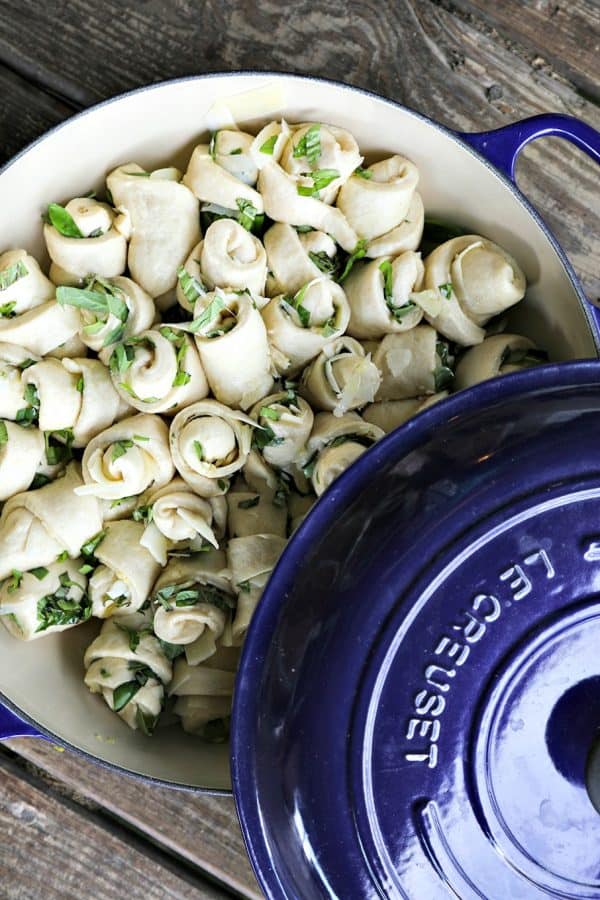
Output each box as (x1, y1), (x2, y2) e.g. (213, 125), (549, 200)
(0, 74), (599, 894)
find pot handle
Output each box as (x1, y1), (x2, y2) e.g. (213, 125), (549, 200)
(460, 113), (600, 334)
(0, 702), (43, 739)
(459, 113), (600, 180)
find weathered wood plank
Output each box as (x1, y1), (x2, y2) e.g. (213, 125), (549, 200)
(0, 752), (232, 900)
(5, 738), (261, 899)
(448, 0), (600, 102)
(0, 64), (73, 167)
(0, 1), (596, 300)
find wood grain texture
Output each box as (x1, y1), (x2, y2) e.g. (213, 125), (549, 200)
(0, 752), (230, 900)
(5, 738), (260, 899)
(0, 64), (74, 165)
(0, 0), (597, 299)
(449, 0), (600, 102)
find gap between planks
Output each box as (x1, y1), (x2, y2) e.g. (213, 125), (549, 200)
(3, 738), (261, 899)
(0, 749), (240, 900)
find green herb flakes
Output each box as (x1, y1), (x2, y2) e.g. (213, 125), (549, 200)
(259, 135), (278, 155)
(111, 439), (134, 462)
(297, 168), (340, 198)
(236, 198), (263, 232)
(80, 530), (106, 560)
(260, 406), (281, 421)
(238, 495), (260, 509)
(354, 166), (373, 179)
(0, 421), (8, 445)
(338, 239), (367, 282)
(0, 259), (28, 292)
(292, 124), (321, 165)
(176, 266), (206, 306)
(30, 567), (49, 581)
(7, 570), (23, 593)
(438, 282), (453, 299)
(46, 203), (84, 238)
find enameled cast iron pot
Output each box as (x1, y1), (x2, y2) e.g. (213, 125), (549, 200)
(0, 73), (599, 799)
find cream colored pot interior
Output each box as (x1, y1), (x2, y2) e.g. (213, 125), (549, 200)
(0, 73), (596, 790)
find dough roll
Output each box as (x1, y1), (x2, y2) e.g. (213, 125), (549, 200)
(78, 413), (174, 500)
(169, 399), (254, 496)
(300, 336), (381, 416)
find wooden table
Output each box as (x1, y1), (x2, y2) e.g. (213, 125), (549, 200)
(0, 2), (598, 897)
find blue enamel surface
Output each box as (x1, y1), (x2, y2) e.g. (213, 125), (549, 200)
(0, 702), (43, 739)
(460, 113), (600, 336)
(232, 362), (600, 899)
(460, 113), (600, 180)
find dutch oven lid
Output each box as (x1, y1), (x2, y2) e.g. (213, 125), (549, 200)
(232, 362), (600, 900)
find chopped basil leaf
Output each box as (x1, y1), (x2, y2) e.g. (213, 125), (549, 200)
(229, 147), (242, 155)
(338, 239), (368, 282)
(354, 166), (373, 179)
(124, 170), (151, 177)
(259, 134), (278, 155)
(111, 439), (134, 462)
(35, 572), (90, 632)
(238, 495), (260, 509)
(155, 581), (235, 614)
(80, 530), (106, 560)
(56, 550), (69, 562)
(0, 421), (8, 444)
(78, 563), (94, 575)
(173, 369), (191, 386)
(132, 504), (153, 525)
(109, 342), (135, 375)
(436, 341), (451, 367)
(112, 680), (141, 712)
(259, 406), (281, 421)
(294, 225), (315, 233)
(217, 479), (229, 492)
(209, 131), (218, 160)
(136, 707), (159, 736)
(308, 250), (337, 275)
(76, 375), (84, 393)
(433, 365), (455, 392)
(297, 167), (340, 198)
(193, 440), (204, 461)
(176, 265), (206, 305)
(237, 580), (251, 593)
(282, 282), (311, 328)
(252, 423), (285, 451)
(44, 429), (74, 466)
(30, 567), (49, 581)
(292, 124), (321, 165)
(117, 382), (160, 404)
(158, 639), (186, 661)
(46, 203), (84, 238)
(438, 282), (453, 299)
(31, 473), (50, 489)
(185, 296), (225, 333)
(7, 570), (23, 593)
(0, 302), (16, 318)
(57, 278), (129, 348)
(379, 259), (416, 322)
(16, 383), (40, 427)
(17, 358), (36, 371)
(236, 198), (263, 232)
(0, 259), (28, 292)
(321, 317), (338, 338)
